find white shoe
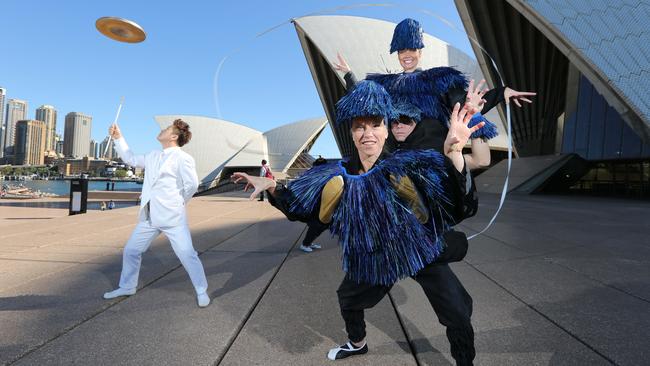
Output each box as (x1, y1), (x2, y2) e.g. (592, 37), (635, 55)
(103, 287), (136, 299)
(327, 342), (368, 360)
(197, 292), (210, 308)
(309, 243), (322, 249)
(299, 244), (313, 253)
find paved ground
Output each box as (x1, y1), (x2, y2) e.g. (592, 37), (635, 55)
(0, 191), (648, 365)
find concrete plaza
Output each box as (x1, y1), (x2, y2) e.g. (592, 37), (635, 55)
(0, 191), (648, 365)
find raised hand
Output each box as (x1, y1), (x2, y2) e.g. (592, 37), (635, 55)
(465, 79), (488, 114)
(445, 103), (485, 154)
(504, 88), (536, 107)
(333, 52), (351, 73)
(231, 172), (277, 200)
(108, 123), (122, 139)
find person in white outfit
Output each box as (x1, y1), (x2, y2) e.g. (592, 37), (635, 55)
(103, 119), (210, 308)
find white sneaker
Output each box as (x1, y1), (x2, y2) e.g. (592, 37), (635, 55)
(327, 342), (368, 360)
(299, 244), (313, 253)
(103, 287), (136, 299)
(309, 243), (322, 249)
(197, 292), (210, 308)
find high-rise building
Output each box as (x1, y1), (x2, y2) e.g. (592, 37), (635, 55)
(3, 98), (28, 157)
(0, 88), (6, 158)
(90, 139), (100, 158)
(55, 134), (64, 155)
(63, 112), (92, 158)
(99, 136), (115, 160)
(14, 119), (46, 165)
(35, 105), (57, 152)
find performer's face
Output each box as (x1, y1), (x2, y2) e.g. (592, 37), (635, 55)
(391, 116), (416, 142)
(351, 116), (388, 158)
(157, 125), (179, 145)
(397, 49), (421, 72)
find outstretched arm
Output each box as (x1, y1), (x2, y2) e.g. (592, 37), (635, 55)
(464, 138), (491, 171)
(504, 87), (536, 108)
(446, 84), (536, 114)
(231, 173), (277, 201)
(334, 52), (357, 90)
(109, 124), (146, 168)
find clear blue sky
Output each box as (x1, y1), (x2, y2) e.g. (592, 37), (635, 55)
(0, 0), (475, 159)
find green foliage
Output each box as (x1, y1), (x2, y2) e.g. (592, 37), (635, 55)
(113, 169), (128, 178)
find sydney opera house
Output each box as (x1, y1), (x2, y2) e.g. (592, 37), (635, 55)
(452, 0), (649, 197)
(154, 115), (327, 191)
(160, 15), (500, 193)
(157, 5), (648, 198)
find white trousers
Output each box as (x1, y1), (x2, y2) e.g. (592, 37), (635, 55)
(118, 220), (208, 295)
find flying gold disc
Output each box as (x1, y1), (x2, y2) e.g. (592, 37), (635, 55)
(96, 17), (146, 43)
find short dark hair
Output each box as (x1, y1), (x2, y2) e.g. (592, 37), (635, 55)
(172, 119), (192, 146)
(261, 159), (267, 165)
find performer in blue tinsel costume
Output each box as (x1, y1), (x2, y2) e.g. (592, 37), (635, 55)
(334, 17), (536, 159)
(232, 80), (484, 363)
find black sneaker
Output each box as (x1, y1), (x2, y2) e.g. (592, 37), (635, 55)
(327, 342), (368, 360)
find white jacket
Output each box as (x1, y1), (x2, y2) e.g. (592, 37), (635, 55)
(114, 137), (199, 228)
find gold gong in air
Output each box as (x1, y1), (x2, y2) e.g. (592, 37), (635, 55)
(95, 17), (146, 43)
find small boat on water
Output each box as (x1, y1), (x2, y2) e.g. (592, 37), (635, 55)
(1, 184), (41, 199)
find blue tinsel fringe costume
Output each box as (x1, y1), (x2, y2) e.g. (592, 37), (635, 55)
(270, 149), (455, 286)
(366, 67), (500, 140)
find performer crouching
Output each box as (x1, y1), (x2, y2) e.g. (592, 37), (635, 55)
(232, 80), (482, 363)
(103, 119), (210, 308)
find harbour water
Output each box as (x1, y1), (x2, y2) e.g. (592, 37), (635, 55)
(2, 180), (142, 196)
(0, 200), (138, 210)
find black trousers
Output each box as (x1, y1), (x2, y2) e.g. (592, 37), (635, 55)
(302, 220), (329, 246)
(337, 262), (475, 366)
(436, 229), (469, 264)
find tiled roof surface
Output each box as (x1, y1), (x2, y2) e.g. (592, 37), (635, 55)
(526, 0), (650, 124)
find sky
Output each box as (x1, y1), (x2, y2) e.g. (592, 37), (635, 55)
(0, 0), (476, 159)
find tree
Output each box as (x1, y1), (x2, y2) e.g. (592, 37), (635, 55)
(114, 169), (128, 178)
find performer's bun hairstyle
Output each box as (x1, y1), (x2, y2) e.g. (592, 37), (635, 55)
(172, 119), (192, 146)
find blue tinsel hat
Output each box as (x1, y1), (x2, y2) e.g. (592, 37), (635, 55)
(390, 18), (425, 54)
(391, 100), (422, 124)
(336, 80), (395, 126)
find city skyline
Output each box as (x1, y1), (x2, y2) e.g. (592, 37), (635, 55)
(0, 87), (112, 165)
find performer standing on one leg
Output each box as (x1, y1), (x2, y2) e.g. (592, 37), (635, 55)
(103, 119), (210, 308)
(334, 18), (536, 153)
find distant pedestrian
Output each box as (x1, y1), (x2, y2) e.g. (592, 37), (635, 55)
(259, 159), (273, 202)
(106, 182), (110, 191)
(108, 200), (115, 210)
(313, 155), (327, 166)
(100, 201), (107, 211)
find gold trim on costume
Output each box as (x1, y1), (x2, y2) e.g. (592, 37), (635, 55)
(390, 175), (429, 223)
(319, 175), (344, 224)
